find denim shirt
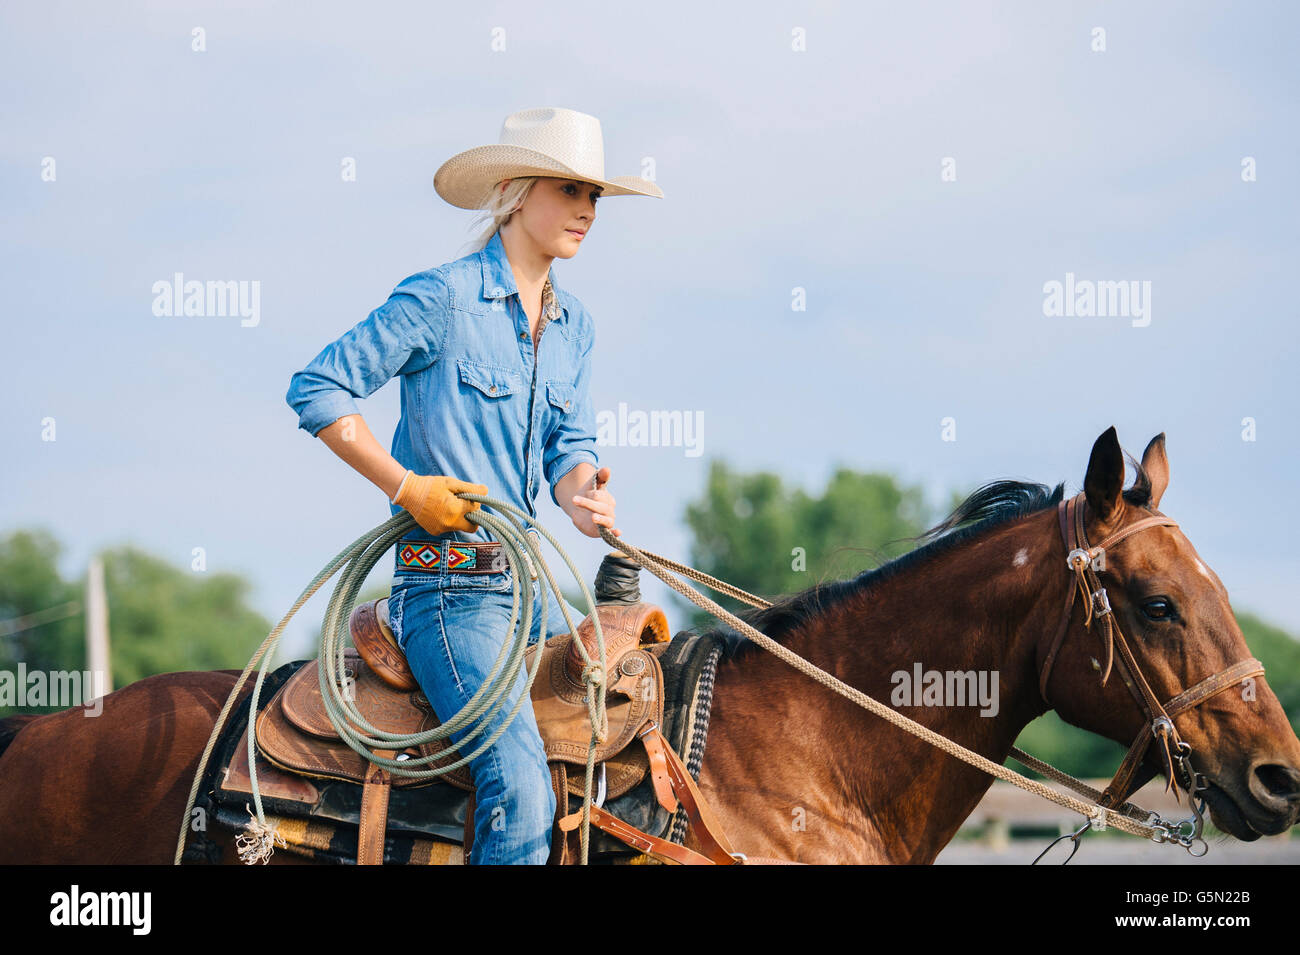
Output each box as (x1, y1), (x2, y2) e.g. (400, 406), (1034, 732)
(285, 229), (600, 548)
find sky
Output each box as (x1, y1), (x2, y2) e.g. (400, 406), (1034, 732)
(3, 0), (1297, 663)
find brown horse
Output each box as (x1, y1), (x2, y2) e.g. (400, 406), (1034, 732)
(2, 427), (1297, 864)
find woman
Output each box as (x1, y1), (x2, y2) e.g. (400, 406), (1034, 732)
(285, 107), (662, 864)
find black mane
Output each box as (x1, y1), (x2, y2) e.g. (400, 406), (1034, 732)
(704, 456), (1153, 663)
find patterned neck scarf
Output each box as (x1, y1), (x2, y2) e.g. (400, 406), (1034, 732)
(536, 275), (560, 340)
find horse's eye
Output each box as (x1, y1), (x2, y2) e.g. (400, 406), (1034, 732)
(1141, 597), (1175, 621)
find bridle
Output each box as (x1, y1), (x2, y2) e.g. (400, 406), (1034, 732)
(1035, 491), (1265, 825)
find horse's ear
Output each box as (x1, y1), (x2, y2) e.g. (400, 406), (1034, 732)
(1083, 426), (1125, 525)
(1140, 432), (1169, 509)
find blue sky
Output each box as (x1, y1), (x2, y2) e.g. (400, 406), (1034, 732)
(3, 1), (1297, 661)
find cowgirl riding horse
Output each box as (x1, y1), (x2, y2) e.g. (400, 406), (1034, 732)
(286, 106), (662, 864)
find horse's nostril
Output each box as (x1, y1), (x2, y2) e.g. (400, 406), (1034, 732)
(1254, 763), (1300, 801)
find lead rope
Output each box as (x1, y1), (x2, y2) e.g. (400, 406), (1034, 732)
(596, 528), (1190, 846)
(175, 495), (608, 866)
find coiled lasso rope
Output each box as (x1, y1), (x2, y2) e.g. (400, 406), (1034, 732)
(174, 493), (609, 866)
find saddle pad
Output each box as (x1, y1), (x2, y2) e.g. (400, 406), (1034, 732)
(210, 803), (465, 866)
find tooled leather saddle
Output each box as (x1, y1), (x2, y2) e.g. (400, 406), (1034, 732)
(213, 594), (741, 864)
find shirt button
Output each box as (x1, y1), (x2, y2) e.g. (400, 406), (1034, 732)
(564, 400), (571, 410)
(519, 331), (527, 339)
(488, 384), (497, 394)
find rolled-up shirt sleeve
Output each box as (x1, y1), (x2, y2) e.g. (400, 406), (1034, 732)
(544, 320), (600, 507)
(286, 270), (449, 437)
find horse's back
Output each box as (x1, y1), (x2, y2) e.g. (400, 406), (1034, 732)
(0, 714), (42, 758)
(0, 668), (243, 864)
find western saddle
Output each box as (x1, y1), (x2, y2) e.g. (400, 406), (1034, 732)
(243, 577), (752, 864)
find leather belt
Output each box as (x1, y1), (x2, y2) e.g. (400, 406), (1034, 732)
(395, 538), (509, 575)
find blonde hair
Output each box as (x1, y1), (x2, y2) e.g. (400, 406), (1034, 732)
(458, 177), (540, 256)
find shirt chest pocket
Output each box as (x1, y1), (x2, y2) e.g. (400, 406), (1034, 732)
(457, 357), (520, 399)
(545, 380), (575, 416)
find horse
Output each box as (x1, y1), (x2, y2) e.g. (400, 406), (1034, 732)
(2, 427), (1297, 864)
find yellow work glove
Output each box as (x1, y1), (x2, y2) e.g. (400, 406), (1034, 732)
(391, 471), (488, 536)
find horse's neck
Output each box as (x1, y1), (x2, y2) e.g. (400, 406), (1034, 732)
(710, 510), (1065, 862)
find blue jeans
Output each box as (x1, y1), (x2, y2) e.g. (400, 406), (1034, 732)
(387, 554), (581, 865)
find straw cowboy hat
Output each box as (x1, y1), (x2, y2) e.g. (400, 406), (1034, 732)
(433, 106), (664, 210)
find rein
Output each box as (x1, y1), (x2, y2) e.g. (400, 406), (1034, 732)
(595, 491), (1263, 860)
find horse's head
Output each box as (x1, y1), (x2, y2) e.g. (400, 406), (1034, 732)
(1042, 427), (1300, 839)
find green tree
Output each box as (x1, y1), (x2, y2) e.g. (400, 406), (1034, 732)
(0, 529), (84, 681)
(100, 545), (272, 684)
(676, 460), (933, 631)
(1237, 610), (1300, 732)
(1, 529), (272, 716)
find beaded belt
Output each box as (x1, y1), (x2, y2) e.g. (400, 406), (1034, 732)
(395, 537), (536, 578)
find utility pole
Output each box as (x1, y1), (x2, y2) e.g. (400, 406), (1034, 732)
(85, 556), (112, 696)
